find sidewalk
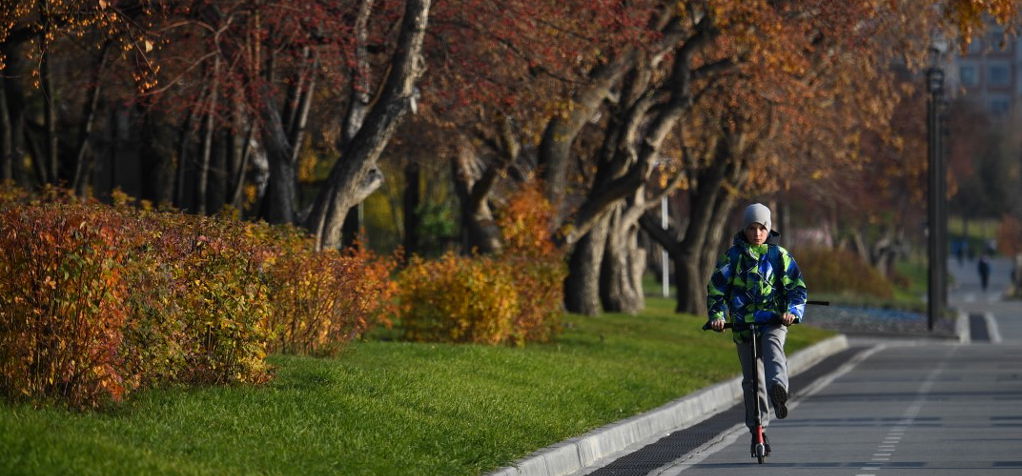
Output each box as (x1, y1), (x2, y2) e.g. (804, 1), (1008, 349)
(489, 335), (850, 476)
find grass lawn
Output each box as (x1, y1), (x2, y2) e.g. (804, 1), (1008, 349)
(1, 297), (835, 475)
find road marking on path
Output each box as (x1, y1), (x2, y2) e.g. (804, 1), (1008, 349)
(655, 345), (886, 475)
(856, 346), (956, 475)
(984, 312), (1002, 343)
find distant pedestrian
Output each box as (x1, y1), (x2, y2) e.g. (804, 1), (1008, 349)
(978, 254), (991, 292)
(707, 203), (807, 456)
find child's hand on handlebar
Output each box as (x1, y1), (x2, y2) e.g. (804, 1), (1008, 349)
(780, 313), (796, 326)
(709, 319), (726, 332)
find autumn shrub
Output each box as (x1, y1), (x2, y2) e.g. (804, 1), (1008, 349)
(397, 253), (521, 344)
(997, 214), (1022, 257)
(0, 187), (399, 407)
(497, 185), (566, 345)
(0, 204), (132, 408)
(0, 180), (29, 206)
(265, 235), (397, 356)
(151, 215), (275, 385)
(796, 247), (894, 300)
(395, 184), (566, 346)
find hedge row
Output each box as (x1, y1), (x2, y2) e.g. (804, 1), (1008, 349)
(0, 188), (395, 408)
(0, 184), (567, 408)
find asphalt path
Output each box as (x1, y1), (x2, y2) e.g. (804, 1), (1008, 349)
(602, 257), (1022, 476)
(656, 343), (1022, 475)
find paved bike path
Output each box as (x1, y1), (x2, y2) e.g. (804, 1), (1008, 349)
(652, 342), (1022, 475)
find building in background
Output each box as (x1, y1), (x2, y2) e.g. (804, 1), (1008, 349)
(946, 25), (1020, 119)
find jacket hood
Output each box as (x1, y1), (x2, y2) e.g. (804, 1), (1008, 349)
(731, 229), (781, 247)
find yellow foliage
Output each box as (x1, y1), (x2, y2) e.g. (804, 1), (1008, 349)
(394, 184), (566, 346)
(398, 253), (520, 345)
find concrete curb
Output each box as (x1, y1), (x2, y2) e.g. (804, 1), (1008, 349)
(488, 334), (849, 476)
(956, 310), (970, 344)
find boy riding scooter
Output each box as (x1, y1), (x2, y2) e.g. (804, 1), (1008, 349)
(706, 203), (807, 459)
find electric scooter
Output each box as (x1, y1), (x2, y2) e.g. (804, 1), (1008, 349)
(702, 300), (828, 464)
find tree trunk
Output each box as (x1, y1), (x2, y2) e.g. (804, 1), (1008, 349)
(341, 205), (363, 248)
(336, 0), (373, 249)
(1, 36), (30, 185)
(674, 251), (705, 316)
(288, 52), (316, 167)
(403, 159), (421, 256)
(259, 88), (297, 224)
(537, 7), (682, 214)
(174, 106), (197, 210)
(23, 122), (48, 186)
(673, 143), (733, 315)
(207, 129), (228, 214)
(39, 38), (57, 185)
(153, 118), (177, 206)
(0, 76), (13, 182)
(72, 44), (110, 196)
(450, 144), (502, 255)
(196, 54), (220, 215)
(538, 49), (637, 212)
(600, 205), (645, 314)
(565, 214), (610, 315)
(305, 0), (431, 250)
(343, 0), (376, 145)
(699, 184), (740, 285)
(228, 122), (254, 209)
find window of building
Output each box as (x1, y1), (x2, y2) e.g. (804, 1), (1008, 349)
(967, 38), (983, 54)
(988, 29), (1007, 52)
(989, 96), (1011, 116)
(989, 63), (1010, 85)
(960, 65), (978, 86)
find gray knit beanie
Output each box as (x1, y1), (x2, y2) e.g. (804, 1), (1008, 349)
(743, 203), (771, 231)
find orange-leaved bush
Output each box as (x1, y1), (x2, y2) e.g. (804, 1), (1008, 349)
(997, 214), (1022, 257)
(0, 185), (398, 408)
(266, 233), (397, 356)
(397, 253), (520, 344)
(496, 184), (565, 345)
(394, 184), (566, 346)
(0, 204), (132, 408)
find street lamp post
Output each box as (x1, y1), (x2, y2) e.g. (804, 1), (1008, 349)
(926, 64), (946, 331)
(661, 195), (669, 298)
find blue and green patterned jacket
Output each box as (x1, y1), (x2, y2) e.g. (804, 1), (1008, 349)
(707, 231), (807, 340)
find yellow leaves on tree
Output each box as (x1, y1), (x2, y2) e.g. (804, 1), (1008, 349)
(948, 0), (1019, 46)
(0, 0), (161, 90)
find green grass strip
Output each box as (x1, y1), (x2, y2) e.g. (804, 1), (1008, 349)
(0, 297), (834, 475)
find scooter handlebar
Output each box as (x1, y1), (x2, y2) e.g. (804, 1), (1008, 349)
(701, 300), (829, 331)
(703, 321), (730, 331)
(702, 320), (778, 331)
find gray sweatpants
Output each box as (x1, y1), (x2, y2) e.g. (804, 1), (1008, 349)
(736, 324), (788, 432)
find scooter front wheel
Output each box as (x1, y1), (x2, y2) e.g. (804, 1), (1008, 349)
(754, 443), (766, 464)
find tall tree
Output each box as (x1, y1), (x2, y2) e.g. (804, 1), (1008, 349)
(303, 0), (432, 249)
